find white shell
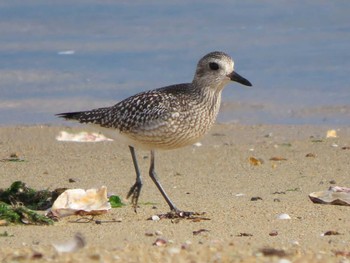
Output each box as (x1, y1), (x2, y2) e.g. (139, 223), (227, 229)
(309, 186), (350, 206)
(56, 131), (113, 142)
(50, 186), (111, 217)
(276, 213), (291, 220)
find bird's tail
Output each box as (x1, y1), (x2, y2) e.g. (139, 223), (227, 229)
(56, 111), (84, 121)
(56, 107), (111, 125)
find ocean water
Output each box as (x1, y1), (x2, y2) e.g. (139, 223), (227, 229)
(0, 0), (349, 125)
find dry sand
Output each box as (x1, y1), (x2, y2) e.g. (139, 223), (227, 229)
(0, 124), (349, 262)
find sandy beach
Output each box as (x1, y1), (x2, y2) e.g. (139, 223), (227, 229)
(0, 124), (349, 262)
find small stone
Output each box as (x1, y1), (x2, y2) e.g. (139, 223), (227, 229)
(181, 240), (192, 250)
(269, 230), (278, 236)
(145, 232), (154, 237)
(305, 153), (316, 158)
(151, 215), (160, 221)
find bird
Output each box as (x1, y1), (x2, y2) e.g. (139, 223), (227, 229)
(56, 51), (252, 216)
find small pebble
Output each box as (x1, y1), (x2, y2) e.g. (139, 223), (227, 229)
(305, 153), (316, 158)
(151, 215), (160, 221)
(145, 232), (154, 237)
(181, 240), (192, 250)
(269, 230), (278, 236)
(291, 240), (300, 246)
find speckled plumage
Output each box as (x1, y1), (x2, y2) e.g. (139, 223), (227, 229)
(57, 51), (252, 213)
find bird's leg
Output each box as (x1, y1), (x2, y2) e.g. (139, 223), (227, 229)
(126, 146), (143, 212)
(148, 150), (179, 212)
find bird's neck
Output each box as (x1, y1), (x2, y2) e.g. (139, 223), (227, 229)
(192, 84), (222, 122)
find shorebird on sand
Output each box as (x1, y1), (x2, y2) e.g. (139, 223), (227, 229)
(57, 51), (252, 217)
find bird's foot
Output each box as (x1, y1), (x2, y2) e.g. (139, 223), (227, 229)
(126, 181), (142, 212)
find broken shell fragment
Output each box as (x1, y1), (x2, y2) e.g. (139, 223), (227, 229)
(276, 213), (291, 220)
(49, 186), (111, 217)
(56, 131), (113, 142)
(153, 238), (167, 247)
(249, 157), (263, 166)
(309, 186), (350, 206)
(326, 129), (337, 138)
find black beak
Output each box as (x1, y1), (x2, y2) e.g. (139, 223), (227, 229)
(229, 71), (252, 87)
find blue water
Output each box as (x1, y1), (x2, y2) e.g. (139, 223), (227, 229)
(0, 1), (349, 125)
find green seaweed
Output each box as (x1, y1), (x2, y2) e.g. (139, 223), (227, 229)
(109, 195), (125, 208)
(0, 181), (65, 210)
(0, 202), (53, 225)
(0, 181), (65, 225)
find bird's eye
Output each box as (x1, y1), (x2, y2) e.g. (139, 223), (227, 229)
(209, 62), (219, 70)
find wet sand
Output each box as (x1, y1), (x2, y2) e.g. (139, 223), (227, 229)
(0, 124), (349, 262)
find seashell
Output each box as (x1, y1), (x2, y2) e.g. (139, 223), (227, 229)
(56, 131), (113, 142)
(309, 186), (350, 206)
(49, 186), (111, 217)
(249, 157), (263, 166)
(326, 129), (337, 138)
(153, 238), (167, 246)
(276, 213), (291, 220)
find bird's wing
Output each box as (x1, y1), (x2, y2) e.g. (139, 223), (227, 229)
(107, 90), (173, 133)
